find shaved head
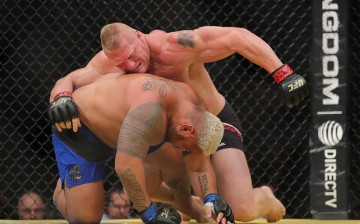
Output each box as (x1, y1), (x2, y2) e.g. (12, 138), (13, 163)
(100, 23), (133, 52)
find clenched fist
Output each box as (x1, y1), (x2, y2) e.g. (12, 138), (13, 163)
(272, 64), (309, 108)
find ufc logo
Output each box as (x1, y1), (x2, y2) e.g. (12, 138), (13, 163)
(161, 208), (170, 218)
(288, 79), (304, 92)
(50, 98), (68, 108)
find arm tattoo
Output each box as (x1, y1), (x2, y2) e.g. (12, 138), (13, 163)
(197, 174), (210, 198)
(117, 102), (163, 159)
(177, 32), (195, 48)
(142, 78), (180, 98)
(119, 168), (147, 211)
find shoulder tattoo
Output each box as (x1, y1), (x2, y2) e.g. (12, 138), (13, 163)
(177, 32), (195, 48)
(142, 77), (180, 98)
(117, 102), (163, 159)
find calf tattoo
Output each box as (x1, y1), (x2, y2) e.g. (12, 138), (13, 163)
(117, 102), (163, 159)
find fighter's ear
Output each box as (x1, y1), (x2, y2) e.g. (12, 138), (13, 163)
(179, 124), (194, 135)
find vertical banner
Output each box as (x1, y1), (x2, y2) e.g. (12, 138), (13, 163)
(310, 0), (350, 219)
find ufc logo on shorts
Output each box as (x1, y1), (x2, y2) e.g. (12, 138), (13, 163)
(288, 79), (304, 92)
(68, 165), (82, 182)
(161, 207), (170, 218)
(50, 98), (68, 108)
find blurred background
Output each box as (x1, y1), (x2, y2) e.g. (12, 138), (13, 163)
(0, 0), (359, 220)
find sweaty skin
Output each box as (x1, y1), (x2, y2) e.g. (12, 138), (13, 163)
(73, 73), (180, 149)
(50, 26), (282, 112)
(50, 24), (286, 222)
(69, 73), (227, 223)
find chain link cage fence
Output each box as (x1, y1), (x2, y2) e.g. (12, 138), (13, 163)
(0, 0), (359, 220)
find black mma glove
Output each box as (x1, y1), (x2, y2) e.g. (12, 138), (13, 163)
(140, 203), (181, 224)
(272, 64), (309, 108)
(203, 193), (235, 224)
(48, 91), (78, 130)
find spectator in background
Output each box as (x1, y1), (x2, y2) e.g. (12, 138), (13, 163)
(0, 195), (10, 218)
(17, 191), (46, 220)
(102, 187), (136, 220)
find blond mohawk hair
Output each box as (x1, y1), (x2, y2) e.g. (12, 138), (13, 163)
(195, 111), (224, 156)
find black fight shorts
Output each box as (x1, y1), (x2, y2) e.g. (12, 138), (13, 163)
(217, 101), (245, 151)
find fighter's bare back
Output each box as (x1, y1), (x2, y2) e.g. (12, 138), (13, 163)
(73, 73), (181, 148)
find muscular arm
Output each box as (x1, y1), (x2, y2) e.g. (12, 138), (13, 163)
(182, 152), (218, 201)
(183, 152), (237, 223)
(115, 102), (164, 212)
(170, 26), (283, 73)
(49, 51), (124, 101)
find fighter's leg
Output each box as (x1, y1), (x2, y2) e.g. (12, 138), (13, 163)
(261, 185), (286, 222)
(51, 134), (106, 223)
(215, 102), (285, 222)
(211, 148), (285, 222)
(52, 177), (105, 223)
(53, 178), (67, 219)
(63, 180), (105, 223)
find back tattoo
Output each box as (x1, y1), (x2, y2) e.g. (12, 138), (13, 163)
(142, 77), (180, 98)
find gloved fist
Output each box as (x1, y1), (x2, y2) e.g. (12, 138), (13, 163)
(140, 203), (181, 224)
(272, 64), (309, 108)
(203, 193), (235, 224)
(48, 91), (80, 132)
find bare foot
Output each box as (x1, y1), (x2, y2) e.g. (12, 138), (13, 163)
(261, 186), (286, 222)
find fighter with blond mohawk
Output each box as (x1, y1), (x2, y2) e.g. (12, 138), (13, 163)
(49, 72), (234, 224)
